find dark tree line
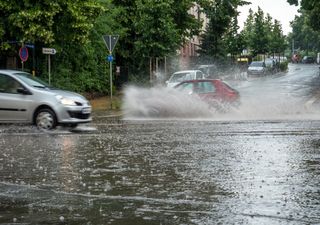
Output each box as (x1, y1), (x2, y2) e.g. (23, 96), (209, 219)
(0, 0), (308, 95)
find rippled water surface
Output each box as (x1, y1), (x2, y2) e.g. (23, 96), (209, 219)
(1, 64), (320, 224)
(0, 120), (320, 224)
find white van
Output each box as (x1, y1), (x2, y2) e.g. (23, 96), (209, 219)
(166, 70), (205, 88)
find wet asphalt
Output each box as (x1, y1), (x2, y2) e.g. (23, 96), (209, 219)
(0, 64), (319, 225)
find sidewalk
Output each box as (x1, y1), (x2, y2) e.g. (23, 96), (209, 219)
(90, 96), (123, 121)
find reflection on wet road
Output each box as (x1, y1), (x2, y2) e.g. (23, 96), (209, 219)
(0, 119), (320, 224)
(1, 64), (320, 224)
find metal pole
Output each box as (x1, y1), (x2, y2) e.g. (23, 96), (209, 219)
(48, 55), (51, 85)
(109, 59), (113, 110)
(109, 35), (113, 109)
(32, 44), (35, 76)
(292, 39), (294, 55)
(21, 42), (24, 71)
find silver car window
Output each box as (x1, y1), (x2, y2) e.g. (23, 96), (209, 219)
(195, 81), (215, 93)
(170, 73), (191, 82)
(196, 71), (203, 79)
(14, 72), (49, 88)
(0, 74), (22, 94)
(176, 82), (193, 91)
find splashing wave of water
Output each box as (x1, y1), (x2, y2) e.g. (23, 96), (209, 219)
(122, 84), (320, 121)
(122, 86), (232, 119)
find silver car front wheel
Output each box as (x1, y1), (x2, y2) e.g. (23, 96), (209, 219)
(35, 108), (57, 130)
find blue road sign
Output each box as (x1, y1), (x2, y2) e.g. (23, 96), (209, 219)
(106, 55), (113, 62)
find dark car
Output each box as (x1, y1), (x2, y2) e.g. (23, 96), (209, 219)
(174, 79), (240, 111)
(302, 56), (315, 64)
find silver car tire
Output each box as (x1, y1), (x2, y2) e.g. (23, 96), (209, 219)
(35, 108), (57, 130)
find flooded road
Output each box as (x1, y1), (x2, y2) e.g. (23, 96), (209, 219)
(0, 64), (320, 224)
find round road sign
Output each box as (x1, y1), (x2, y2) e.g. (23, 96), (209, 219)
(106, 55), (113, 62)
(19, 47), (29, 62)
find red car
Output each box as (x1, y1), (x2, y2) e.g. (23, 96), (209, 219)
(174, 79), (240, 110)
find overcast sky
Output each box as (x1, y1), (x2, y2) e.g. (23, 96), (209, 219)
(238, 0), (300, 35)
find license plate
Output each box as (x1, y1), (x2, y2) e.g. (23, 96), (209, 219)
(82, 107), (91, 114)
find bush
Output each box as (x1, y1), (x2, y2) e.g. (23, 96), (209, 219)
(280, 61), (288, 71)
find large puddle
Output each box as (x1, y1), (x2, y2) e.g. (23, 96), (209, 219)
(1, 65), (320, 224)
(0, 120), (320, 224)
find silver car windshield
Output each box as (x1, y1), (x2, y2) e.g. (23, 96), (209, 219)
(14, 72), (51, 89)
(250, 62), (264, 67)
(170, 73), (191, 82)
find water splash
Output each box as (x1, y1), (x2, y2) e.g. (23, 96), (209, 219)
(122, 85), (231, 119)
(122, 84), (320, 121)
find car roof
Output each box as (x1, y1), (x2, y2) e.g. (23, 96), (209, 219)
(198, 64), (216, 68)
(0, 69), (26, 75)
(178, 79), (221, 83)
(173, 70), (201, 74)
(250, 61), (264, 64)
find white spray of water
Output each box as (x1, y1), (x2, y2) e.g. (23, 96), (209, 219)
(122, 85), (239, 119)
(122, 85), (219, 118)
(122, 84), (320, 121)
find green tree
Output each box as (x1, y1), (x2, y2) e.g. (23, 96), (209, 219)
(52, 0), (125, 94)
(269, 19), (287, 56)
(241, 7), (286, 58)
(224, 16), (246, 58)
(240, 8), (254, 52)
(0, 0), (103, 45)
(287, 12), (320, 56)
(112, 0), (202, 82)
(287, 0), (320, 31)
(250, 7), (269, 57)
(198, 0), (249, 62)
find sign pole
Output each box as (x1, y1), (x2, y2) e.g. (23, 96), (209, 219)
(48, 55), (51, 85)
(109, 55), (113, 109)
(109, 35), (113, 109)
(42, 47), (56, 85)
(21, 43), (24, 71)
(102, 34), (119, 110)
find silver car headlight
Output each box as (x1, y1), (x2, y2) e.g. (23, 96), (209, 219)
(56, 95), (77, 106)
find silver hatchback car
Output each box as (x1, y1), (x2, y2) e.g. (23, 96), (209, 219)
(0, 70), (92, 130)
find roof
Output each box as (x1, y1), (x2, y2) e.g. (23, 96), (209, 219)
(173, 70), (201, 74)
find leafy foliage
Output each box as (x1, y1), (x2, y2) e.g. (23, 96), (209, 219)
(112, 0), (202, 82)
(0, 0), (291, 95)
(241, 7), (287, 57)
(287, 0), (320, 31)
(0, 0), (103, 45)
(287, 11), (320, 56)
(198, 0), (249, 61)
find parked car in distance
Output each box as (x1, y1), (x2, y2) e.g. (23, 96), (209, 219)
(247, 61), (267, 76)
(0, 70), (92, 130)
(302, 56), (315, 64)
(174, 79), (240, 110)
(166, 70), (205, 88)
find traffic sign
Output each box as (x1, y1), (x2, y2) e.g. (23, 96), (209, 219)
(19, 47), (29, 62)
(42, 47), (57, 55)
(102, 35), (119, 53)
(106, 55), (113, 62)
